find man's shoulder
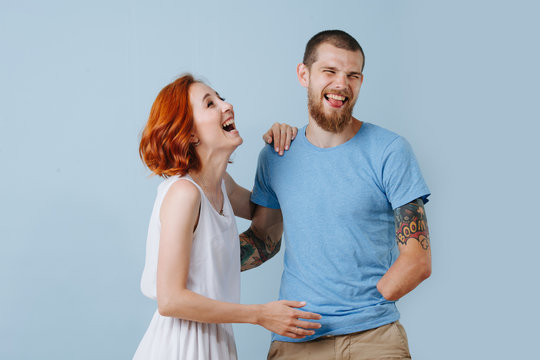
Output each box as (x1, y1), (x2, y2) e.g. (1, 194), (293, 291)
(258, 131), (306, 163)
(255, 144), (288, 174)
(257, 143), (280, 161)
(361, 122), (401, 145)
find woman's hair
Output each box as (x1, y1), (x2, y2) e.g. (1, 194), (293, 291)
(139, 74), (200, 177)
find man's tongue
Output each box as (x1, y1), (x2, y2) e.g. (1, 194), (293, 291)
(327, 97), (344, 108)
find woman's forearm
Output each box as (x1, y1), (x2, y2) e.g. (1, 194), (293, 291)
(157, 289), (322, 339)
(158, 289), (260, 324)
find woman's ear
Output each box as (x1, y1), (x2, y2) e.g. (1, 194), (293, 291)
(190, 134), (200, 147)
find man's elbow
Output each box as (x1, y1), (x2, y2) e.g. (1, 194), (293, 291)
(378, 285), (398, 302)
(418, 258), (432, 281)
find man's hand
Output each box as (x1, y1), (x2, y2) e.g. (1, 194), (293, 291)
(262, 122), (298, 156)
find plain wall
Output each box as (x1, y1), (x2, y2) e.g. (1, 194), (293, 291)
(1, 0), (539, 359)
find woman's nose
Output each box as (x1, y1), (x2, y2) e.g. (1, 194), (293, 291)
(222, 101), (233, 113)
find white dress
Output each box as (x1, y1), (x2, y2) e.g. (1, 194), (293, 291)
(133, 175), (240, 360)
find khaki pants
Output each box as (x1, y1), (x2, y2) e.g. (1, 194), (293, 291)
(267, 321), (411, 360)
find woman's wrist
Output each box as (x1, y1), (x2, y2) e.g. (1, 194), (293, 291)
(246, 304), (263, 325)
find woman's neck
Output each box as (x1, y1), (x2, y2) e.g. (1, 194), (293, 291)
(189, 150), (230, 197)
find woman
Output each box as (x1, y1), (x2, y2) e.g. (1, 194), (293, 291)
(134, 74), (321, 359)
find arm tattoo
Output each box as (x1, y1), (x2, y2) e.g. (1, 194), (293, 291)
(240, 227), (281, 271)
(394, 198), (430, 250)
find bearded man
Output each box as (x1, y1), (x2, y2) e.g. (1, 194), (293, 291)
(239, 30), (432, 360)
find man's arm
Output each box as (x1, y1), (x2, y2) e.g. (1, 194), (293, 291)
(377, 198), (431, 301)
(223, 172), (254, 220)
(240, 205), (283, 271)
(223, 173), (283, 270)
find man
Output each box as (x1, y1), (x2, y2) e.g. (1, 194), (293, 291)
(240, 30), (431, 359)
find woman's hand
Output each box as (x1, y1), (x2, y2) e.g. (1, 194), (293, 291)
(256, 300), (322, 339)
(262, 122), (298, 156)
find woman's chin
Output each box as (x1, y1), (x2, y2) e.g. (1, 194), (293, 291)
(221, 138), (242, 156)
(229, 134), (243, 149)
(235, 136), (243, 147)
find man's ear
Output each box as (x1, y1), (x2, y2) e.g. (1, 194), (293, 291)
(297, 63), (309, 88)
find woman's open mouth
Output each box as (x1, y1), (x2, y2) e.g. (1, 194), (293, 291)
(222, 119), (236, 132)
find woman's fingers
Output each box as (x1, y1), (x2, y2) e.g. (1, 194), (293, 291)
(259, 300), (322, 339)
(294, 319), (321, 329)
(263, 129), (273, 144)
(282, 326), (315, 339)
(292, 126), (298, 140)
(284, 127), (293, 152)
(280, 300), (322, 320)
(283, 331), (305, 339)
(277, 124), (287, 155)
(292, 327), (314, 336)
(271, 123), (282, 153)
(294, 326), (315, 335)
(283, 301), (322, 333)
(280, 300), (307, 308)
(293, 309), (322, 320)
(261, 123), (297, 155)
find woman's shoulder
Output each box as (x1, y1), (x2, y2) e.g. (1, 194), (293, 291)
(166, 177), (200, 202)
(158, 176), (200, 209)
(159, 177), (201, 222)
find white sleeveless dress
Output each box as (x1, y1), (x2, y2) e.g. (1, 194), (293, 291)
(133, 175), (240, 360)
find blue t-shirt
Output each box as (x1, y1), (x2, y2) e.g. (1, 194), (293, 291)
(251, 122), (430, 342)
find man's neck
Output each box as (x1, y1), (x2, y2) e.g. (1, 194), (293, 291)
(305, 117), (363, 148)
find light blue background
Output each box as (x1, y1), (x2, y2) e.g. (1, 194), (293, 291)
(1, 1), (539, 359)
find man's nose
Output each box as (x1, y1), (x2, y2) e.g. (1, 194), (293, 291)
(334, 73), (348, 89)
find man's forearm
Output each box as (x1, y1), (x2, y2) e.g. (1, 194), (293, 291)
(376, 254), (431, 301)
(377, 198), (431, 301)
(240, 227), (281, 271)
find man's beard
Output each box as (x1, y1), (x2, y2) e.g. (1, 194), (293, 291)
(307, 86), (355, 133)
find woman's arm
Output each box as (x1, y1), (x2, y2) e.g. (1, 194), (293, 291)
(157, 179), (321, 339)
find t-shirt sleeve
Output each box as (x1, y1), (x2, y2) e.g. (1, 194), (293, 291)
(381, 136), (430, 210)
(250, 146), (281, 209)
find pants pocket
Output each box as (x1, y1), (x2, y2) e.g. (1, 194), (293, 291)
(391, 321), (412, 357)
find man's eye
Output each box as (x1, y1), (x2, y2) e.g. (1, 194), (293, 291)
(219, 96), (225, 101)
(207, 101), (214, 107)
(324, 70), (335, 74)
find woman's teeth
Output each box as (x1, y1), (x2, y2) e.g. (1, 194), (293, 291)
(222, 119), (235, 132)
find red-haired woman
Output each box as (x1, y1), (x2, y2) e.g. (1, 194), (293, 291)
(133, 75), (321, 359)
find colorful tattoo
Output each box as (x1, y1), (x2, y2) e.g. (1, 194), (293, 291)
(394, 198), (430, 250)
(240, 228), (281, 271)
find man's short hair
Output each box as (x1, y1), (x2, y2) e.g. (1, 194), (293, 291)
(303, 30), (365, 71)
